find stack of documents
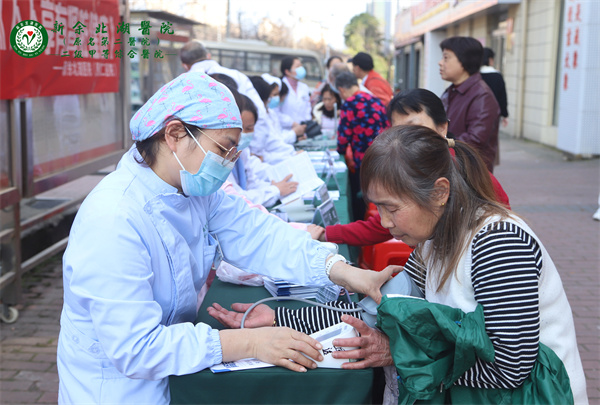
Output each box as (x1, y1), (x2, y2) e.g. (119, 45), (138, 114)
(302, 189), (340, 202)
(307, 151), (340, 162)
(263, 278), (341, 303)
(312, 160), (347, 174)
(267, 152), (325, 204)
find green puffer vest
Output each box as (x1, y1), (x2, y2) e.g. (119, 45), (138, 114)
(376, 295), (574, 405)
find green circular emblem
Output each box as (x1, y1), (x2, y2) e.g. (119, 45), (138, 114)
(10, 20), (49, 58)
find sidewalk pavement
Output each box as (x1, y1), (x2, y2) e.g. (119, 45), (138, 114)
(1, 134), (599, 404)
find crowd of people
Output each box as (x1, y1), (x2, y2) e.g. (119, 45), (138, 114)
(56, 35), (587, 405)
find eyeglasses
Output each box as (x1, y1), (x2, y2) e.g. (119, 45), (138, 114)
(194, 128), (242, 165)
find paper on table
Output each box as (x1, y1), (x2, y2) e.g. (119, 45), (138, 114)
(267, 151), (325, 204)
(210, 358), (275, 373)
(307, 150), (340, 161)
(303, 189), (340, 202)
(312, 160), (347, 174)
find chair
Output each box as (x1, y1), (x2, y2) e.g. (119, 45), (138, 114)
(365, 202), (378, 221)
(360, 239), (414, 271)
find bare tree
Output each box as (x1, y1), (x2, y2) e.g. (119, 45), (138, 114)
(297, 36), (326, 58)
(258, 18), (294, 47)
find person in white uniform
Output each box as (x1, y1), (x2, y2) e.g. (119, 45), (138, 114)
(180, 40), (269, 158)
(261, 73), (306, 144)
(278, 56), (312, 123)
(227, 93), (298, 207)
(57, 72), (392, 404)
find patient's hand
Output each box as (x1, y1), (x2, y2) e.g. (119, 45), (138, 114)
(307, 224), (326, 241)
(331, 314), (394, 369)
(208, 302), (275, 329)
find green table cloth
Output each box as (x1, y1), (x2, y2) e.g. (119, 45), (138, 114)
(169, 280), (373, 404)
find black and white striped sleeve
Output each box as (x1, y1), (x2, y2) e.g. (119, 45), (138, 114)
(401, 252), (427, 296)
(456, 221), (542, 390)
(274, 301), (362, 335)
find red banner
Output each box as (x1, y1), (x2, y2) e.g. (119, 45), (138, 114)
(0, 0), (121, 100)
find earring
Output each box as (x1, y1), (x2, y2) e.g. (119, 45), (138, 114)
(441, 202), (445, 206)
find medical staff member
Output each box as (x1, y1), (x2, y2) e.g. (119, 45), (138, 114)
(57, 72), (391, 404)
(279, 56), (312, 123)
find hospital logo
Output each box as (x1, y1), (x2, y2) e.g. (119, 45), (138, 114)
(10, 20), (48, 58)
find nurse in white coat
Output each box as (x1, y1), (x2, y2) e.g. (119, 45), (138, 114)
(57, 72), (392, 404)
(279, 56), (312, 123)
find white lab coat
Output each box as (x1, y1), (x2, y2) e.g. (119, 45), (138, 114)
(189, 60), (270, 157)
(240, 148), (274, 183)
(262, 109), (296, 165)
(273, 109), (297, 144)
(279, 77), (311, 123)
(57, 147), (332, 404)
(275, 109), (295, 131)
(226, 150), (280, 207)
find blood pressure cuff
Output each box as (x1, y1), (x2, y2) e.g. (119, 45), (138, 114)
(376, 296), (574, 404)
(301, 120), (322, 138)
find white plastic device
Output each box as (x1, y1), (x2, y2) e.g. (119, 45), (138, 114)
(303, 322), (358, 368)
(357, 271), (424, 328)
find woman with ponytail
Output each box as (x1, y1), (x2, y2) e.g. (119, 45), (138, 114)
(309, 88), (510, 246)
(327, 125), (587, 404)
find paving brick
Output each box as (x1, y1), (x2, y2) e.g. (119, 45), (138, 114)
(31, 353), (58, 363)
(13, 370), (59, 383)
(37, 391), (59, 403)
(2, 337), (56, 346)
(0, 369), (18, 379)
(34, 379), (59, 392)
(14, 346), (58, 355)
(1, 360), (53, 372)
(0, 390), (41, 403)
(0, 379), (34, 390)
(0, 352), (35, 361)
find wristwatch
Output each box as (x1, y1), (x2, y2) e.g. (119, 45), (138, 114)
(325, 254), (348, 277)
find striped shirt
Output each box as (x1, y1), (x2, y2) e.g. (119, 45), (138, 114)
(276, 221), (542, 390)
(404, 221), (542, 389)
(275, 301), (362, 336)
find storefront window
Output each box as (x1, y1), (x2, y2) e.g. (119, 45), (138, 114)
(31, 93), (122, 179)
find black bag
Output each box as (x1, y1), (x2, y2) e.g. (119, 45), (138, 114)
(301, 120), (322, 138)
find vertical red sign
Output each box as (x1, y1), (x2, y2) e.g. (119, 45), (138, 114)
(562, 0), (584, 91)
(0, 0), (121, 99)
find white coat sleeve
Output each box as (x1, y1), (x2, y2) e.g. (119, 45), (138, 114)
(207, 191), (332, 287)
(250, 112), (270, 157)
(301, 83), (312, 122)
(263, 145), (295, 165)
(281, 129), (297, 145)
(64, 198), (222, 380)
(227, 168), (280, 208)
(243, 151), (274, 182)
(243, 183), (280, 207)
(244, 88), (270, 157)
(276, 110), (295, 129)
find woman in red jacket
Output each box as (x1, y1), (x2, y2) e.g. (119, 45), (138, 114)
(308, 88), (510, 246)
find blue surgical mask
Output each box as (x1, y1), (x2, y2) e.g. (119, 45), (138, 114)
(238, 132), (254, 150)
(294, 66), (306, 80)
(173, 129), (235, 196)
(268, 95), (280, 109)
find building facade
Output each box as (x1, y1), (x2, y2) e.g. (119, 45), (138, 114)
(393, 0), (599, 155)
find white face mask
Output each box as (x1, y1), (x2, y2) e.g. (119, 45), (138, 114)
(268, 96), (280, 109)
(238, 132), (254, 150)
(172, 127), (236, 196)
